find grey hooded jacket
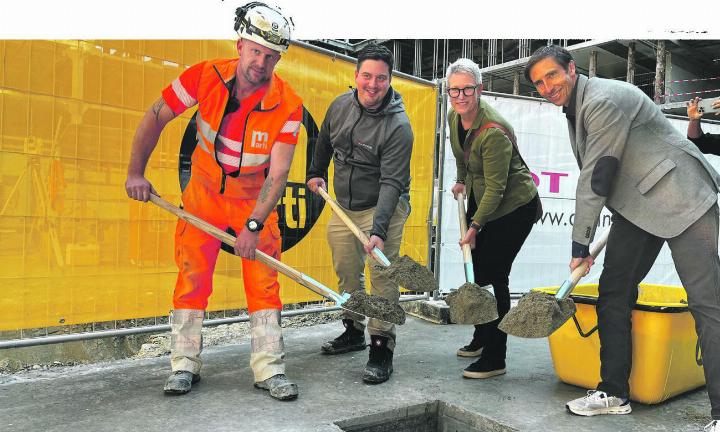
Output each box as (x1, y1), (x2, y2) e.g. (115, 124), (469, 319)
(307, 88), (413, 240)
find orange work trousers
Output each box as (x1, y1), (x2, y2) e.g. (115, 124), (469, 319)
(172, 176), (282, 312)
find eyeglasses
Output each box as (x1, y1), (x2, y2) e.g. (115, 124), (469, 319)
(447, 86), (478, 98)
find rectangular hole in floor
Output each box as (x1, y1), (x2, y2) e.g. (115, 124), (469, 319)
(334, 400), (517, 432)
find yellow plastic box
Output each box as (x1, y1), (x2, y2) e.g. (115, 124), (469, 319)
(535, 283), (705, 404)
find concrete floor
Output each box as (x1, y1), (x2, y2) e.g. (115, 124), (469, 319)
(0, 317), (712, 432)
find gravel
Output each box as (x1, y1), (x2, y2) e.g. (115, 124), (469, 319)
(376, 255), (438, 292)
(342, 291), (406, 325)
(498, 291), (576, 338)
(445, 283), (499, 325)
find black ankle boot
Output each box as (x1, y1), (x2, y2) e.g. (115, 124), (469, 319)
(457, 324), (487, 357)
(321, 319), (366, 355)
(462, 357), (506, 379)
(363, 335), (393, 384)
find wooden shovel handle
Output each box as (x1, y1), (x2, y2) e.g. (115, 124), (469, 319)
(456, 192), (473, 264)
(148, 194), (340, 302)
(559, 227), (612, 300)
(316, 187), (390, 267)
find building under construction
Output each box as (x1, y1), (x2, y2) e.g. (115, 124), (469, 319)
(307, 39), (720, 113)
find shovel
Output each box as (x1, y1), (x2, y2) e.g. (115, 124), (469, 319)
(148, 194), (405, 325)
(498, 227), (611, 338)
(457, 192), (475, 285)
(444, 192), (499, 325)
(317, 187), (437, 292)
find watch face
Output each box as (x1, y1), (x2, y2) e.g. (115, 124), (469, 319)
(248, 220), (258, 231)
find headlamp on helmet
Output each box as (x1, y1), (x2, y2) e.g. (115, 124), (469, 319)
(234, 2), (294, 53)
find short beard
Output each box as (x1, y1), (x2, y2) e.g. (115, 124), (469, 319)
(243, 68), (269, 86)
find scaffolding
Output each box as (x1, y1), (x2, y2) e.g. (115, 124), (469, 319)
(306, 38), (720, 111)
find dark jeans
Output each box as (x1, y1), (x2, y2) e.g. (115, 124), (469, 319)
(596, 209), (720, 421)
(466, 194), (538, 362)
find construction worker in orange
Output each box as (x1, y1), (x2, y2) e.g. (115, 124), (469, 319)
(124, 2), (302, 400)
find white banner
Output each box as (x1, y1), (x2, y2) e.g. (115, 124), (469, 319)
(438, 93), (720, 294)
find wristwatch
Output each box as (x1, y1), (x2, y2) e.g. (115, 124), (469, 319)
(469, 222), (483, 231)
(245, 218), (264, 233)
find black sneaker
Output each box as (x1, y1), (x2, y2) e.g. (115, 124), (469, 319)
(363, 335), (393, 384)
(462, 358), (506, 379)
(456, 339), (484, 357)
(321, 319), (366, 355)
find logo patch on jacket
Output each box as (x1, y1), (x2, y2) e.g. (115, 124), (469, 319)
(251, 130), (269, 149)
(356, 141), (373, 151)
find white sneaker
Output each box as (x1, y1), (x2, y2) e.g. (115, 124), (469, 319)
(705, 420), (719, 432)
(566, 390), (632, 416)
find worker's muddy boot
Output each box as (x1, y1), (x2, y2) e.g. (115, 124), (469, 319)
(363, 335), (393, 384)
(250, 309), (297, 400)
(165, 309), (204, 395)
(321, 319), (366, 355)
(254, 374), (299, 401)
(164, 370), (201, 395)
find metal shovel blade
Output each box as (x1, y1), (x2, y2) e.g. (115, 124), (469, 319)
(443, 192), (498, 325)
(316, 188), (436, 292)
(498, 228), (610, 338)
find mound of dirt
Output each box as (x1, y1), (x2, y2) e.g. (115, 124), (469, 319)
(498, 291), (575, 338)
(343, 291), (406, 325)
(445, 283), (498, 325)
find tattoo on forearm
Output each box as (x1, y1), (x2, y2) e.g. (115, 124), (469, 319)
(259, 175), (274, 203)
(258, 174), (289, 205)
(152, 99), (170, 122)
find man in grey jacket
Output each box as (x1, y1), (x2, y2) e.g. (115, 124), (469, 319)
(306, 43), (413, 384)
(526, 45), (720, 428)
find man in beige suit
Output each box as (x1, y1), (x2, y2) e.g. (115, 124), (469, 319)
(526, 45), (720, 430)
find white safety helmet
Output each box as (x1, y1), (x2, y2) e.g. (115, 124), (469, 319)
(234, 2), (294, 53)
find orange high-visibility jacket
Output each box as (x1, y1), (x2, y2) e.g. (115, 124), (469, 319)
(162, 58), (303, 198)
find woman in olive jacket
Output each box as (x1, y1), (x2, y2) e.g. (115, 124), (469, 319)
(447, 58), (540, 379)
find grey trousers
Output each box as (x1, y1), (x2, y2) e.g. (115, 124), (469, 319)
(326, 197), (411, 350)
(595, 205), (720, 419)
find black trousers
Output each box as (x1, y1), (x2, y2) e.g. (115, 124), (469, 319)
(466, 194), (538, 361)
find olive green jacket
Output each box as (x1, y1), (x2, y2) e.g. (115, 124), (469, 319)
(449, 99), (537, 226)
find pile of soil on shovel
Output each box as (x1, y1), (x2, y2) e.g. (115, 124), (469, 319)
(343, 291), (406, 325)
(375, 255), (438, 292)
(445, 283), (499, 324)
(498, 291), (576, 338)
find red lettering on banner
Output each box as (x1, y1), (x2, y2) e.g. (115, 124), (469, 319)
(541, 171), (569, 193)
(529, 171), (570, 193)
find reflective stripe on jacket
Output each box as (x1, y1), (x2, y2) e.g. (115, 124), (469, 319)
(163, 58), (303, 198)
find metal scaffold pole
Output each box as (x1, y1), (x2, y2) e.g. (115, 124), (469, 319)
(432, 78), (448, 298)
(654, 40), (667, 104)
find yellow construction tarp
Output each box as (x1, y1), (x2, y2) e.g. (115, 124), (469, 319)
(0, 40), (437, 331)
